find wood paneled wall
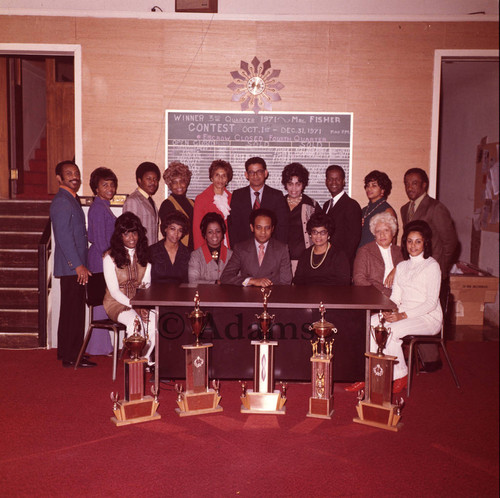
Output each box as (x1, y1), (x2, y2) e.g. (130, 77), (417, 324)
(0, 57), (8, 198)
(0, 17), (498, 213)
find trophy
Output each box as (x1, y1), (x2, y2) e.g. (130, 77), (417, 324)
(353, 311), (403, 431)
(110, 317), (161, 426)
(240, 288), (287, 414)
(175, 291), (222, 417)
(307, 303), (337, 419)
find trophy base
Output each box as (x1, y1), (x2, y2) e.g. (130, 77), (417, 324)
(353, 401), (402, 432)
(307, 396), (334, 419)
(175, 388), (223, 417)
(111, 395), (161, 426)
(240, 389), (286, 415)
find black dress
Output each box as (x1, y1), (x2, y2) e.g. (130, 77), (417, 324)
(293, 245), (351, 286)
(149, 240), (190, 284)
(286, 193), (321, 261)
(158, 193), (195, 252)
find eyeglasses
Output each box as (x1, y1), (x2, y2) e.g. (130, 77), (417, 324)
(311, 229), (328, 236)
(247, 169), (265, 177)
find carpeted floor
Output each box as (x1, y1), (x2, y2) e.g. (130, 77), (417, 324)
(0, 341), (498, 497)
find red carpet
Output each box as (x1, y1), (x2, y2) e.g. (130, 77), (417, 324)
(0, 342), (498, 497)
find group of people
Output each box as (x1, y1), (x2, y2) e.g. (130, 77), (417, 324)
(50, 156), (457, 393)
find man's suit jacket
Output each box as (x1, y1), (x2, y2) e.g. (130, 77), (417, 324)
(322, 192), (362, 269)
(220, 238), (292, 286)
(353, 241), (403, 297)
(50, 188), (88, 277)
(401, 194), (457, 278)
(123, 188), (159, 245)
(228, 184), (288, 246)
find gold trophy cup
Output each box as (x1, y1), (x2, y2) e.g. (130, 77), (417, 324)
(175, 291), (222, 417)
(110, 317), (161, 426)
(353, 311), (403, 431)
(307, 303), (337, 419)
(187, 291), (209, 345)
(240, 288), (287, 415)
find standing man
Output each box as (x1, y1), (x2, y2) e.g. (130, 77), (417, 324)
(50, 160), (95, 368)
(123, 162), (161, 246)
(228, 157), (288, 246)
(221, 208), (292, 286)
(322, 165), (362, 272)
(401, 168), (458, 279)
(401, 167), (458, 371)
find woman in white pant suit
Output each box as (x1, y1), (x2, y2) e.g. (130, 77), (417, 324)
(371, 219), (442, 393)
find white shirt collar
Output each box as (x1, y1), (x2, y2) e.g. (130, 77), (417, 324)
(331, 190), (345, 206)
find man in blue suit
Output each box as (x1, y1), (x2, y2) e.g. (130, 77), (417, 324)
(50, 160), (96, 368)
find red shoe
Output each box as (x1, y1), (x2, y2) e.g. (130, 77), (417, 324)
(344, 381), (365, 392)
(392, 375), (408, 394)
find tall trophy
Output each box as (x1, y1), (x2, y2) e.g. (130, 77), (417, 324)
(110, 317), (161, 426)
(353, 311), (404, 432)
(307, 303), (337, 419)
(175, 291), (222, 417)
(240, 288), (287, 414)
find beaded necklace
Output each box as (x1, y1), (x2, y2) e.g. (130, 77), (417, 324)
(310, 242), (331, 270)
(287, 194), (303, 209)
(361, 199), (386, 226)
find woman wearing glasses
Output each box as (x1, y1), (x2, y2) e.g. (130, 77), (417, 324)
(293, 212), (350, 286)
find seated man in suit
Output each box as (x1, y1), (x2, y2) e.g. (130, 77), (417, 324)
(123, 162), (161, 246)
(221, 208), (292, 287)
(322, 164), (362, 273)
(228, 156), (288, 246)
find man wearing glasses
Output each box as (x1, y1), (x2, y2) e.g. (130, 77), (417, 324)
(228, 157), (288, 246)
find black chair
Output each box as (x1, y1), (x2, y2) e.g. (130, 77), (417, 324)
(75, 274), (126, 381)
(402, 287), (460, 396)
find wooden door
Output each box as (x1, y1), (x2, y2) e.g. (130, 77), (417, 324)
(45, 57), (74, 193)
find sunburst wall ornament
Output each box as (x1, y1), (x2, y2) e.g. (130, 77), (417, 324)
(227, 57), (284, 114)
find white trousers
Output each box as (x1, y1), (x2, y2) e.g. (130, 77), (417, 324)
(370, 313), (441, 380)
(117, 308), (155, 363)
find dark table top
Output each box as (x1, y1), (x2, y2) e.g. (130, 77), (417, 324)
(132, 283), (394, 310)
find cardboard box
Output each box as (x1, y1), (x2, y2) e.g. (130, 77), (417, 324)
(450, 274), (499, 325)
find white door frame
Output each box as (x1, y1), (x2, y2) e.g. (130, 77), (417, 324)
(0, 43), (82, 350)
(429, 49), (499, 197)
(0, 43), (83, 180)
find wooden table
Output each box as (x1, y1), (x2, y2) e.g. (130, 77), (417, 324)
(132, 283), (394, 394)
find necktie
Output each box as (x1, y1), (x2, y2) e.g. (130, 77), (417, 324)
(408, 201), (415, 222)
(148, 196), (156, 212)
(258, 244), (265, 266)
(253, 191), (261, 209)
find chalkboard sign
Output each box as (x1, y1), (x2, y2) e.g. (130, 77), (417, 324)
(165, 110), (352, 206)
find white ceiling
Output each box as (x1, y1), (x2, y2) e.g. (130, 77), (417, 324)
(0, 0), (498, 19)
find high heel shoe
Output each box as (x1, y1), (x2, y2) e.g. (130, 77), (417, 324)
(392, 375), (408, 394)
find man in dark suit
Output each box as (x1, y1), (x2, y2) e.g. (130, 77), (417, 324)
(401, 168), (458, 279)
(50, 160), (96, 368)
(322, 165), (362, 272)
(221, 208), (292, 286)
(401, 167), (458, 371)
(228, 157), (288, 246)
(123, 162), (161, 246)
